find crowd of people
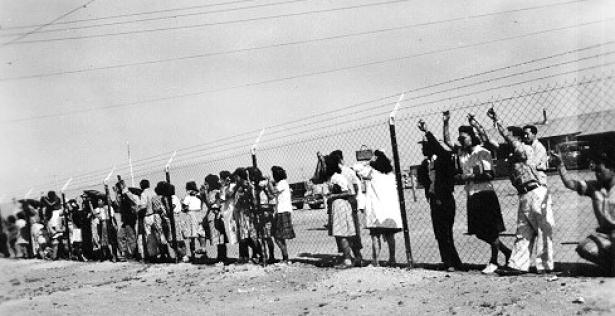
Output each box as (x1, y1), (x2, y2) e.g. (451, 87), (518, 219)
(0, 108), (613, 276)
(416, 109), (615, 276)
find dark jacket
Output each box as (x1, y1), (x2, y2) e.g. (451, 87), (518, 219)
(417, 132), (456, 200)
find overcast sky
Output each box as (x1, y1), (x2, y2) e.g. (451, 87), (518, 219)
(1, 0), (614, 205)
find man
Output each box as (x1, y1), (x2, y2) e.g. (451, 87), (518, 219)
(523, 124), (554, 272)
(417, 120), (462, 271)
(330, 149), (363, 266)
(479, 108), (551, 275)
(552, 147), (615, 276)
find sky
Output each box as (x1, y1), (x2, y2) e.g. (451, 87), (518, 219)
(1, 0), (614, 210)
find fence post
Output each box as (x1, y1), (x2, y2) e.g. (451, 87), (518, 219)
(61, 178), (73, 259)
(389, 94), (414, 268)
(251, 129), (268, 267)
(165, 151), (179, 263)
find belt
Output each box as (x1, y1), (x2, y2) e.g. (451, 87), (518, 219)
(518, 182), (540, 195)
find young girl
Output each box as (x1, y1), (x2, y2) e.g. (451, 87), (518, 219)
(326, 154), (360, 269)
(267, 166), (295, 264)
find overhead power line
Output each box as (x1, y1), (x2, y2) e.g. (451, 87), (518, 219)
(0, 0), (310, 38)
(2, 18), (612, 124)
(4, 0), (411, 45)
(0, 0), (588, 82)
(0, 0), (263, 30)
(1, 0), (97, 47)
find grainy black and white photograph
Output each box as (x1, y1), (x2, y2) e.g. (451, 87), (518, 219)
(1, 0), (614, 315)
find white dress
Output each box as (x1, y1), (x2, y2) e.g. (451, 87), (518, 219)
(356, 165), (403, 231)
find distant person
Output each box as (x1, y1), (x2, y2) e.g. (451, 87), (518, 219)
(552, 148), (615, 276)
(44, 191), (66, 260)
(0, 215), (9, 258)
(247, 166), (276, 264)
(417, 120), (462, 271)
(266, 166), (296, 264)
(6, 215), (19, 257)
(475, 109), (551, 275)
(231, 168), (262, 264)
(115, 179), (138, 261)
(443, 111), (510, 274)
(353, 150), (403, 267)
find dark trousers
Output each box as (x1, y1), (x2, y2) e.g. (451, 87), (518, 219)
(117, 224), (137, 259)
(429, 193), (462, 268)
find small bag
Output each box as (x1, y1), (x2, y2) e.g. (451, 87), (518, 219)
(355, 145), (374, 161)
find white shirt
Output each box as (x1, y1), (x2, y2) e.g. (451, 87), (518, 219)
(330, 173), (352, 192)
(275, 180), (293, 214)
(458, 145), (495, 195)
(341, 165), (360, 195)
(182, 195), (202, 212)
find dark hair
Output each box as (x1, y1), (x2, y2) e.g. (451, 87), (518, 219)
(17, 212), (26, 220)
(232, 168), (247, 181)
(458, 125), (481, 146)
(331, 150), (343, 161)
(370, 150), (393, 174)
(7, 215), (16, 223)
(139, 179), (150, 190)
(523, 125), (538, 135)
(507, 126), (524, 138)
(47, 191), (58, 200)
(204, 174), (221, 190)
(246, 167), (263, 183)
(589, 146), (615, 169)
(155, 181), (175, 196)
(271, 166), (287, 182)
(324, 154), (342, 179)
(219, 170), (231, 181)
(185, 181), (198, 192)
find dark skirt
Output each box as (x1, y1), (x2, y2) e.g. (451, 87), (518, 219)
(467, 190), (505, 242)
(273, 212), (295, 240)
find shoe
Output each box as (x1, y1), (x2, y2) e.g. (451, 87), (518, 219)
(182, 256), (190, 263)
(446, 266), (456, 273)
(536, 269), (554, 275)
(496, 266), (527, 276)
(335, 259), (353, 269)
(481, 263), (498, 274)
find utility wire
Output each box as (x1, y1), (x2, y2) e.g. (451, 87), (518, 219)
(4, 0), (411, 45)
(1, 0), (97, 47)
(2, 18), (612, 124)
(0, 0), (588, 82)
(0, 0), (310, 37)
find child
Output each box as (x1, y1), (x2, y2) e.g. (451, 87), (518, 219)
(267, 166), (295, 264)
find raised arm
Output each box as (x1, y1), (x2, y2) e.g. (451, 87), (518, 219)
(442, 111), (454, 150)
(468, 114), (499, 151)
(551, 152), (585, 192)
(418, 119), (451, 155)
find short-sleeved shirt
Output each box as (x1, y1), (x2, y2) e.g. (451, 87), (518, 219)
(577, 180), (615, 232)
(182, 195), (202, 212)
(458, 145), (495, 195)
(275, 180), (293, 214)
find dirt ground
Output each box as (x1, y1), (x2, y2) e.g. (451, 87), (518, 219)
(0, 259), (614, 315)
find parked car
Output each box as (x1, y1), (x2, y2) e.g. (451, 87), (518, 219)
(305, 182), (325, 209)
(289, 181), (307, 210)
(553, 141), (591, 170)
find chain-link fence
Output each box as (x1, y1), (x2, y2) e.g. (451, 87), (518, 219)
(6, 72), (613, 270)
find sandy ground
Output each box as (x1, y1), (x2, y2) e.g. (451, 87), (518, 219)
(1, 259), (614, 315)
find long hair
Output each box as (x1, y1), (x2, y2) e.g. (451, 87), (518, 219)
(370, 150), (393, 174)
(204, 174), (221, 190)
(271, 166), (287, 182)
(324, 154), (342, 179)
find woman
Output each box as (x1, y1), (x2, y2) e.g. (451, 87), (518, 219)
(202, 174), (228, 263)
(266, 166), (296, 264)
(231, 167), (262, 264)
(353, 150), (403, 267)
(443, 112), (511, 274)
(325, 154), (360, 269)
(179, 181), (207, 263)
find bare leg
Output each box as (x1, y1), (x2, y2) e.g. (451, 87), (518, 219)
(275, 238), (289, 261)
(385, 233), (396, 265)
(371, 235), (380, 266)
